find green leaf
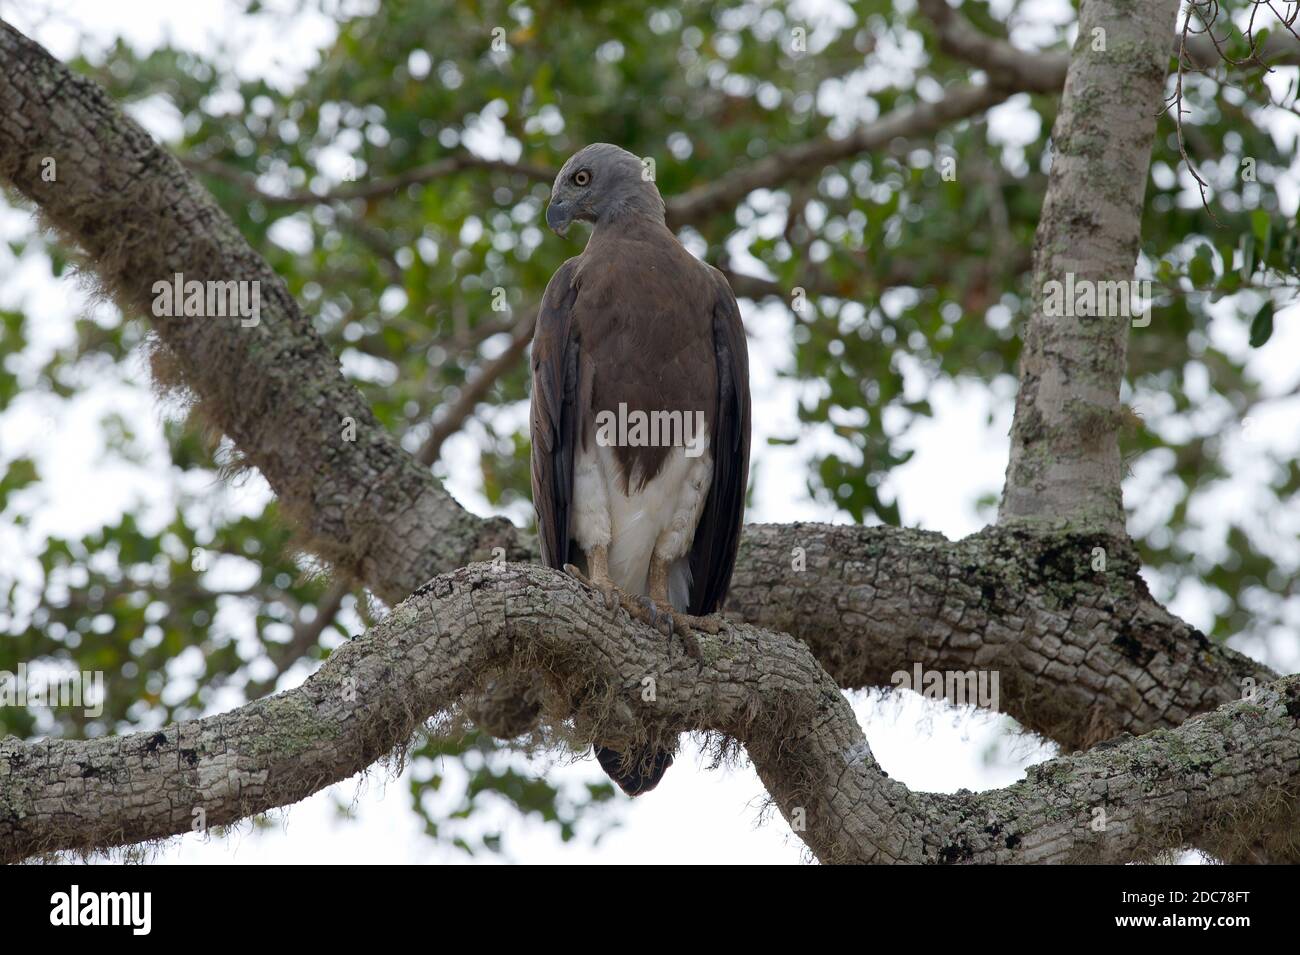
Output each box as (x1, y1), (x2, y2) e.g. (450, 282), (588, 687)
(1251, 210), (1270, 245)
(1189, 244), (1215, 287)
(1249, 300), (1274, 348)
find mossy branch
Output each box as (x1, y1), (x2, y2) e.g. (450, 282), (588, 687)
(2, 562), (1296, 864)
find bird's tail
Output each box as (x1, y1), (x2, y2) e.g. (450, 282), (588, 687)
(595, 744), (673, 796)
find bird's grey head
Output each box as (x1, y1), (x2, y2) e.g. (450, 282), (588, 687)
(545, 143), (666, 237)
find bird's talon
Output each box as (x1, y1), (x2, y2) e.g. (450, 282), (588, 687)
(566, 564), (626, 612)
(632, 596), (662, 634)
(593, 574), (618, 610)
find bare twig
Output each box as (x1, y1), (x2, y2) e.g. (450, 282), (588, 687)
(917, 0), (1070, 92)
(182, 152), (555, 207)
(416, 306), (537, 467)
(666, 81), (1016, 226)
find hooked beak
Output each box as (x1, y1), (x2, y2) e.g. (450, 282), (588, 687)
(545, 200), (573, 237)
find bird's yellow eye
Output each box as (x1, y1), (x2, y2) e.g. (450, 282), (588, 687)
(573, 169), (591, 187)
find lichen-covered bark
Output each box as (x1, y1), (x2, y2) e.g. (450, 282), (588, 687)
(1000, 0), (1181, 532)
(3, 564), (1297, 864)
(729, 524), (1274, 751)
(0, 21), (519, 606)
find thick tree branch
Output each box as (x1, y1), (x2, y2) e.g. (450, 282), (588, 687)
(3, 562), (1296, 864)
(0, 20), (522, 605)
(1000, 0), (1180, 532)
(729, 524), (1275, 752)
(3, 19), (1291, 865)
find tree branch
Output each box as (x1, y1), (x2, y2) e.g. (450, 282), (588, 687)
(917, 0), (1072, 93)
(719, 248), (1033, 304)
(181, 153), (556, 207)
(999, 0), (1180, 532)
(3, 562), (1296, 864)
(3, 19), (1291, 865)
(918, 0), (1300, 87)
(0, 20), (522, 605)
(728, 524), (1275, 752)
(665, 81), (1017, 228)
(245, 577), (351, 701)
(415, 306), (537, 467)
(185, 85), (1019, 234)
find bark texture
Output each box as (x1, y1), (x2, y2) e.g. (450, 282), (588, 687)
(729, 524), (1274, 752)
(999, 0), (1180, 532)
(3, 563), (1297, 864)
(0, 21), (521, 606)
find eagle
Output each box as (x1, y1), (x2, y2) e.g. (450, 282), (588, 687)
(529, 143), (751, 796)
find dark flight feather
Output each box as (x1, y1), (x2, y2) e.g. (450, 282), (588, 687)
(688, 267), (751, 616)
(529, 257), (581, 569)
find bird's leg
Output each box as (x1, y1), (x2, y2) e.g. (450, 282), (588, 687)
(564, 544), (625, 612)
(641, 556), (722, 656)
(567, 550), (719, 655)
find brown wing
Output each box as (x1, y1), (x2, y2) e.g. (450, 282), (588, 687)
(687, 268), (751, 615)
(529, 258), (582, 569)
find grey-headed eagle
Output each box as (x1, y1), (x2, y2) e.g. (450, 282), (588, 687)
(530, 143), (751, 795)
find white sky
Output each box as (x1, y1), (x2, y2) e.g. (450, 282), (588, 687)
(0, 0), (1296, 864)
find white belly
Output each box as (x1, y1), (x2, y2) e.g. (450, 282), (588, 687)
(570, 434), (713, 610)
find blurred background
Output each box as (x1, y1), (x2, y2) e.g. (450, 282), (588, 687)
(0, 0), (1296, 863)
